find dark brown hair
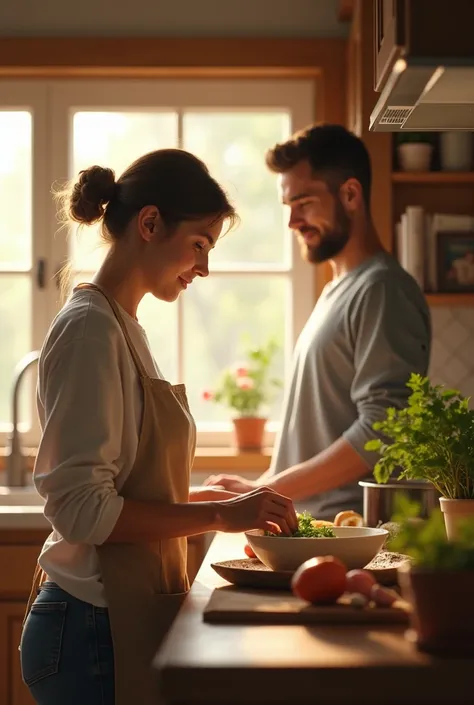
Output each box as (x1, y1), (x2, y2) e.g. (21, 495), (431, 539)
(265, 123), (372, 209)
(63, 148), (237, 241)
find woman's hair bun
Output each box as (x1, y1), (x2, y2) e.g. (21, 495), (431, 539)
(69, 165), (116, 225)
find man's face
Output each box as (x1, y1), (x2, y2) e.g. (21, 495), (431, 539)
(280, 160), (351, 264)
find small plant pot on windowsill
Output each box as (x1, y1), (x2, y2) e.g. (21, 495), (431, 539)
(439, 498), (474, 541)
(232, 417), (267, 452)
(398, 562), (474, 657)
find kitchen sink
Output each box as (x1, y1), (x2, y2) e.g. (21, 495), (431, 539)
(0, 486), (44, 506)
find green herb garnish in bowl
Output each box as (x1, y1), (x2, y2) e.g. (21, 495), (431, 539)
(266, 511), (336, 538)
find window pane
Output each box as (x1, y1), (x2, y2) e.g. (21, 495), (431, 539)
(0, 276), (32, 426)
(183, 112), (291, 266)
(0, 112), (31, 267)
(71, 112), (178, 272)
(183, 274), (287, 423)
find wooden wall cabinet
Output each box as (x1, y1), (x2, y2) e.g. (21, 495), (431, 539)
(374, 0), (474, 92)
(345, 1), (474, 307)
(373, 0), (404, 91)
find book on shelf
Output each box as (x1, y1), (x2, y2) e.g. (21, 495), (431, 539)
(395, 209), (474, 293)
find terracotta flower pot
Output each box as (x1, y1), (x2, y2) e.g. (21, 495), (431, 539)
(398, 562), (474, 656)
(439, 498), (474, 541)
(232, 417), (266, 451)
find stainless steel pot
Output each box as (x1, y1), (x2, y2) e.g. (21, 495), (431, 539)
(359, 479), (440, 527)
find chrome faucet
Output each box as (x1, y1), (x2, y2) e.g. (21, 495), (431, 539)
(5, 350), (40, 487)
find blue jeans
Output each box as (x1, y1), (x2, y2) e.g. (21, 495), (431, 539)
(20, 581), (115, 705)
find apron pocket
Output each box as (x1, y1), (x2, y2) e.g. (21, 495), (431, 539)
(20, 601), (67, 686)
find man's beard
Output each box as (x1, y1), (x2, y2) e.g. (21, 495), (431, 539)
(303, 200), (351, 264)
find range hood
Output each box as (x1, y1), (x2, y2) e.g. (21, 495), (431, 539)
(370, 58), (474, 132)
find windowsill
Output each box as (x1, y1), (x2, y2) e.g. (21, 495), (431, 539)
(0, 446), (272, 474)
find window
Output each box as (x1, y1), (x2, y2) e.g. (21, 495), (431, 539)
(0, 79), (315, 447)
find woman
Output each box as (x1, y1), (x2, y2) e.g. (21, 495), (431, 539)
(20, 149), (297, 705)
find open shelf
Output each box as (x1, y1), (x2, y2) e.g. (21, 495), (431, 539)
(392, 172), (474, 184)
(425, 293), (474, 306)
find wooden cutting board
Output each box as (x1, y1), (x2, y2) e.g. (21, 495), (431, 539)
(203, 585), (411, 625)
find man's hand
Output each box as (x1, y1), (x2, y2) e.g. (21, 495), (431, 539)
(203, 474), (257, 494)
(189, 486), (240, 502)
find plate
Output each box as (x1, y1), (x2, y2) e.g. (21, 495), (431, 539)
(364, 551), (412, 585)
(211, 551), (410, 590)
(211, 558), (292, 590)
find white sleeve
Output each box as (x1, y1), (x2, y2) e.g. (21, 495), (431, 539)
(34, 335), (125, 545)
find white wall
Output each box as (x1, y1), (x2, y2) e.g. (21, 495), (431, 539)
(0, 0), (348, 37)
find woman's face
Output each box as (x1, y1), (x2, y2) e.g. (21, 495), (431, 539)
(140, 212), (224, 302)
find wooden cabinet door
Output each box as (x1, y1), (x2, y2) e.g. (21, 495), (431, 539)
(374, 0), (404, 91)
(0, 601), (35, 705)
(346, 7), (362, 136)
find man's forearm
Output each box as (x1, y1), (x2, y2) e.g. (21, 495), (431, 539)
(257, 466), (274, 483)
(189, 487), (239, 502)
(257, 438), (370, 501)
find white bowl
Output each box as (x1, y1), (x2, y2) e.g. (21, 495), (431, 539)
(245, 526), (388, 572)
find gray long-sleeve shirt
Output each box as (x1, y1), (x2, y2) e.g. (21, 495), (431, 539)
(269, 251), (431, 520)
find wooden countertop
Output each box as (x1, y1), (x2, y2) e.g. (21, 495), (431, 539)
(154, 532), (474, 705)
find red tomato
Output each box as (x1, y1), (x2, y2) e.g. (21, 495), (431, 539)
(291, 556), (347, 605)
(244, 543), (257, 559)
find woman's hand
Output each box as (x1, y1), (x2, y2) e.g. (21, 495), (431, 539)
(203, 474), (257, 494)
(213, 486), (297, 535)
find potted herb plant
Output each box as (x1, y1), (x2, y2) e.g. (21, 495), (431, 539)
(203, 339), (282, 451)
(365, 373), (474, 540)
(395, 132), (434, 172)
(389, 497), (474, 657)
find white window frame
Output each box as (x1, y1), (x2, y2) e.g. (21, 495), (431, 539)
(0, 82), (52, 448)
(0, 78), (317, 448)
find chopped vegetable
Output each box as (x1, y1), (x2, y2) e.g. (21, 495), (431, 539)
(244, 543), (257, 558)
(347, 592), (369, 609)
(293, 511), (336, 537)
(370, 584), (399, 607)
(266, 511), (336, 538)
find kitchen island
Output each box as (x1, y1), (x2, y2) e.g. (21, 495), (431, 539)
(154, 532), (474, 705)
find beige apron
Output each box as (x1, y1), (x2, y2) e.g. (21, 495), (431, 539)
(24, 282), (196, 705)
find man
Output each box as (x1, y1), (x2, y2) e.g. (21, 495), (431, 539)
(204, 123), (431, 521)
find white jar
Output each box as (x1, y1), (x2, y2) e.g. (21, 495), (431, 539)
(397, 143), (433, 172)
